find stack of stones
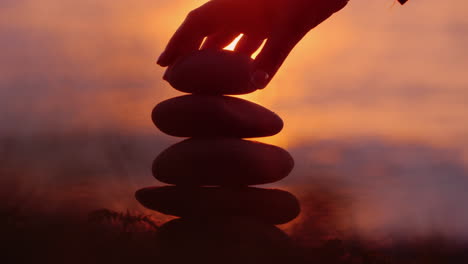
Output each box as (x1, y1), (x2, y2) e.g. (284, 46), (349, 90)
(135, 50), (301, 262)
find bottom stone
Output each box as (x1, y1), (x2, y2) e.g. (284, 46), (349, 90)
(152, 217), (300, 264)
(135, 186), (300, 225)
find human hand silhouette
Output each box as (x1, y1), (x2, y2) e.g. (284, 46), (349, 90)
(157, 0), (349, 89)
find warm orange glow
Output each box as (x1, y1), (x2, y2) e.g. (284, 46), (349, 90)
(251, 39), (267, 59)
(223, 34), (266, 59)
(223, 34), (243, 51)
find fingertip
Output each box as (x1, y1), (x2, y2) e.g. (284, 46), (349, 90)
(250, 70), (270, 90)
(250, 31), (305, 90)
(157, 51), (170, 66)
(163, 68), (170, 81)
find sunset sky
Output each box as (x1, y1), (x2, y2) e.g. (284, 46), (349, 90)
(1, 0), (468, 242)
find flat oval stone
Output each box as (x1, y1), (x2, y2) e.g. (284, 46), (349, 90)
(153, 218), (297, 263)
(153, 138), (294, 186)
(152, 95), (283, 138)
(165, 50), (255, 95)
(135, 186), (301, 225)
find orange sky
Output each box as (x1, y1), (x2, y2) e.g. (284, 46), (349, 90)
(2, 0), (467, 152)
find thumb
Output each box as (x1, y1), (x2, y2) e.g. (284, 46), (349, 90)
(251, 29), (305, 89)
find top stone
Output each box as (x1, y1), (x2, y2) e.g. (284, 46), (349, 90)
(165, 50), (256, 95)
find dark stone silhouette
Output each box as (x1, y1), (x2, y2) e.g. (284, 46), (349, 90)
(136, 186), (300, 225)
(153, 217), (300, 264)
(137, 49), (301, 262)
(153, 138), (294, 186)
(152, 95), (283, 138)
(164, 50), (256, 95)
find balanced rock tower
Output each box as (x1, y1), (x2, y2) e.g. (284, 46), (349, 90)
(136, 50), (301, 263)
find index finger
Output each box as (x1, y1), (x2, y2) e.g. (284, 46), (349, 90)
(157, 3), (218, 66)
